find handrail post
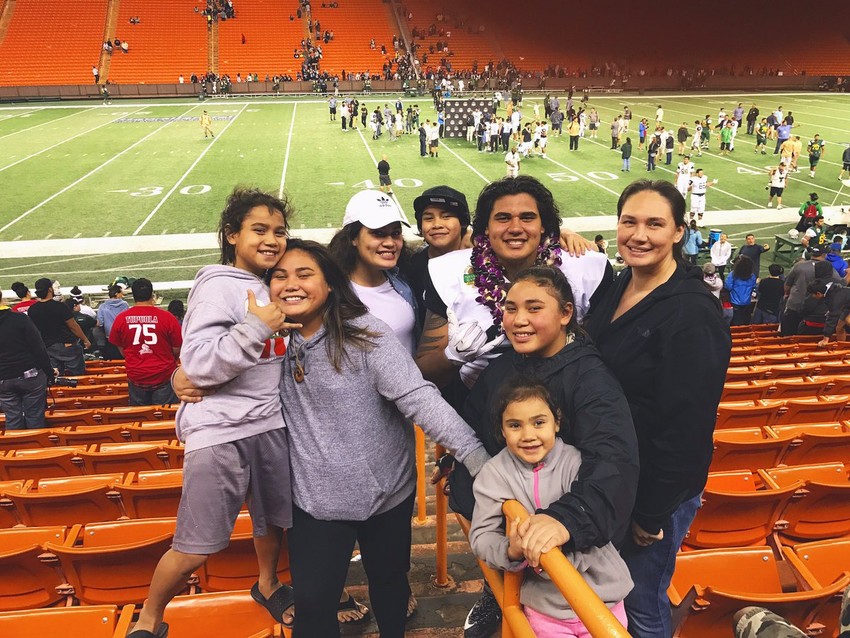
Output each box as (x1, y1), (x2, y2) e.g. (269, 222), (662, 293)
(433, 443), (449, 587)
(413, 426), (427, 525)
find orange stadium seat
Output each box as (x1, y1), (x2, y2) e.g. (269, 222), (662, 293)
(815, 374), (850, 395)
(759, 463), (850, 541)
(782, 538), (850, 589)
(115, 470), (183, 519)
(52, 425), (128, 447)
(74, 395), (132, 410)
(715, 401), (778, 430)
(711, 428), (794, 473)
(669, 546), (850, 638)
(777, 426), (850, 467)
(5, 474), (125, 527)
(196, 512), (290, 592)
(122, 420), (177, 443)
(52, 384), (116, 399)
(683, 475), (800, 549)
(0, 428), (56, 452)
(819, 361), (850, 375)
(0, 604), (133, 637)
(161, 590), (284, 638)
(70, 374), (129, 386)
(77, 443), (172, 475)
(725, 367), (762, 382)
(0, 446), (87, 481)
(46, 518), (178, 605)
(769, 396), (849, 426)
(0, 480), (29, 528)
(720, 381), (768, 402)
(98, 406), (170, 424)
(43, 410), (98, 428)
(769, 378), (830, 399)
(0, 525), (69, 611)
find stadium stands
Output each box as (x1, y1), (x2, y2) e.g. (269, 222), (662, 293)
(0, 0), (107, 85)
(107, 0), (208, 84)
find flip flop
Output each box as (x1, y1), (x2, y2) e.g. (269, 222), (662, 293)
(407, 594), (418, 622)
(126, 622), (168, 638)
(337, 594), (371, 624)
(251, 582), (295, 628)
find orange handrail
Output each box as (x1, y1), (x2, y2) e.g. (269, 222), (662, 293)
(433, 443), (450, 587)
(414, 426), (427, 524)
(502, 500), (631, 638)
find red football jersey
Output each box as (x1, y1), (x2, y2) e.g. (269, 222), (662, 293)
(109, 306), (183, 385)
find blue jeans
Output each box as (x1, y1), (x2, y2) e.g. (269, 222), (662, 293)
(0, 370), (47, 430)
(621, 493), (702, 638)
(623, 158), (631, 171)
(752, 308), (779, 325)
(46, 342), (85, 376)
(128, 379), (177, 406)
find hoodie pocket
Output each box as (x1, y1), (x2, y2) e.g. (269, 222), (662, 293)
(294, 457), (392, 520)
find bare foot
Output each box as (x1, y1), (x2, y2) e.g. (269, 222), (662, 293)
(338, 595), (370, 623)
(407, 593), (418, 619)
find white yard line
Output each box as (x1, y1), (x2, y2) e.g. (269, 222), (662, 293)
(0, 105), (201, 235)
(441, 141), (491, 183)
(278, 103), (298, 198)
(0, 107), (146, 173)
(0, 108), (94, 141)
(541, 154), (622, 198)
(133, 104), (249, 235)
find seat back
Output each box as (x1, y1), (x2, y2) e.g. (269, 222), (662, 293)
(0, 604), (133, 637)
(772, 424), (850, 466)
(43, 409), (98, 427)
(162, 590), (282, 637)
(785, 538), (850, 588)
(0, 429), (55, 452)
(715, 403), (778, 430)
(774, 396), (849, 425)
(123, 421), (177, 443)
(711, 428), (793, 472)
(9, 474), (124, 527)
(0, 545), (66, 610)
(0, 447), (86, 481)
(670, 547), (782, 606)
(78, 443), (169, 475)
(115, 470), (183, 519)
(53, 425), (127, 447)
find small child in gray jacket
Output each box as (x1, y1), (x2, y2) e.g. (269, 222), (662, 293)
(470, 379), (633, 636)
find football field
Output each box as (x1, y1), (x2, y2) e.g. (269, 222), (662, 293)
(1, 91), (849, 289)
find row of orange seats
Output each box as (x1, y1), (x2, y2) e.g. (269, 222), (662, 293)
(0, 440), (184, 483)
(669, 539), (850, 638)
(0, 422), (177, 452)
(722, 375), (850, 402)
(716, 395), (850, 430)
(730, 348), (850, 366)
(687, 462), (850, 550)
(727, 361), (850, 382)
(0, 406), (177, 430)
(0, 511), (287, 611)
(713, 422), (850, 472)
(0, 469), (183, 528)
(0, 593), (285, 637)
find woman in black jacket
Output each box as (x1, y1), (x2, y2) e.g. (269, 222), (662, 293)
(449, 266), (639, 567)
(584, 180), (731, 638)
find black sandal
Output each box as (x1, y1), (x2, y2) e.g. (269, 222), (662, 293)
(126, 622), (168, 638)
(337, 594), (371, 624)
(251, 582), (295, 628)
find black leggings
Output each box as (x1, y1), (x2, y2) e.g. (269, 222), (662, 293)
(288, 491), (415, 638)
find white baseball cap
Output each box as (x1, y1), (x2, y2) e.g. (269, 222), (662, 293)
(342, 190), (410, 229)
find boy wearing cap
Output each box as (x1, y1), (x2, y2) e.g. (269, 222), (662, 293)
(97, 284), (130, 360)
(27, 277), (90, 375)
(109, 278), (183, 406)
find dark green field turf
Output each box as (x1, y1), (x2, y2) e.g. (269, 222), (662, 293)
(1, 91), (849, 287)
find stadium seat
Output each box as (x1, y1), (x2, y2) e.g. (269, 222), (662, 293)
(720, 381), (767, 402)
(759, 463), (850, 541)
(715, 401), (778, 430)
(770, 422), (850, 466)
(77, 443), (171, 475)
(196, 512), (290, 592)
(161, 590), (283, 638)
(5, 474), (125, 527)
(98, 406), (169, 424)
(0, 526), (69, 610)
(52, 425), (128, 447)
(122, 421), (177, 443)
(74, 395), (132, 410)
(782, 538), (850, 589)
(70, 374), (128, 386)
(816, 374), (850, 395)
(669, 546), (850, 638)
(43, 410), (98, 428)
(711, 428), (794, 473)
(46, 518), (178, 605)
(0, 446), (87, 481)
(769, 378), (830, 399)
(725, 367), (762, 382)
(683, 479), (800, 549)
(818, 361), (850, 375)
(115, 470), (183, 519)
(0, 480), (29, 528)
(53, 383), (115, 398)
(769, 396), (849, 425)
(0, 428), (56, 452)
(0, 604), (133, 637)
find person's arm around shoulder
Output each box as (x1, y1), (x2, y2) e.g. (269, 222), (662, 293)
(415, 310), (456, 387)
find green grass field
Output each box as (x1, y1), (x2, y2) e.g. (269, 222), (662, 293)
(1, 91), (849, 289)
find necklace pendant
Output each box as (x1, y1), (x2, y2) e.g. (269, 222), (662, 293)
(293, 364), (305, 383)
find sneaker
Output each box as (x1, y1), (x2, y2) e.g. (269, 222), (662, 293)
(767, 202), (773, 208)
(463, 589), (501, 638)
(777, 205), (783, 210)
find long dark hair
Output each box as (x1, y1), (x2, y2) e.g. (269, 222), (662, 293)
(732, 254), (754, 280)
(327, 222), (415, 275)
(616, 180), (687, 263)
(510, 266), (582, 337)
(492, 376), (561, 444)
(272, 238), (378, 371)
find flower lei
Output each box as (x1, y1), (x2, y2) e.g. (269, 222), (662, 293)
(470, 233), (563, 328)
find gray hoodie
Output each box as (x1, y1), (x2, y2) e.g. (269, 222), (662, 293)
(176, 265), (287, 453)
(280, 312), (489, 521)
(470, 439), (633, 620)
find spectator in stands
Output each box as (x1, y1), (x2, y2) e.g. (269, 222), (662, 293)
(780, 247), (842, 336)
(753, 264), (784, 325)
(28, 278), (90, 376)
(10, 281), (37, 314)
(798, 282), (829, 335)
(826, 242), (849, 280)
(167, 299), (185, 324)
(66, 297), (96, 348)
(0, 290), (54, 430)
(682, 220), (703, 266)
(725, 255), (757, 326)
(97, 284), (129, 360)
(584, 180), (731, 638)
(109, 279), (182, 406)
(733, 592), (850, 638)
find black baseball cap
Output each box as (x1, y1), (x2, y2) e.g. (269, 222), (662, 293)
(810, 246), (827, 257)
(34, 278), (53, 299)
(413, 186), (470, 231)
(131, 278), (154, 302)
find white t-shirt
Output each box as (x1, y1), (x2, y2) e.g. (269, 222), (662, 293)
(351, 280), (416, 355)
(677, 162), (695, 181)
(690, 174), (709, 194)
(770, 169), (787, 188)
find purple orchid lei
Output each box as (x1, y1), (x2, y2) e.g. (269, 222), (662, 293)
(470, 233), (563, 328)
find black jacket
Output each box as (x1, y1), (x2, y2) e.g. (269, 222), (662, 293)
(0, 308), (54, 381)
(584, 265), (731, 535)
(824, 284), (850, 336)
(451, 334), (639, 552)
